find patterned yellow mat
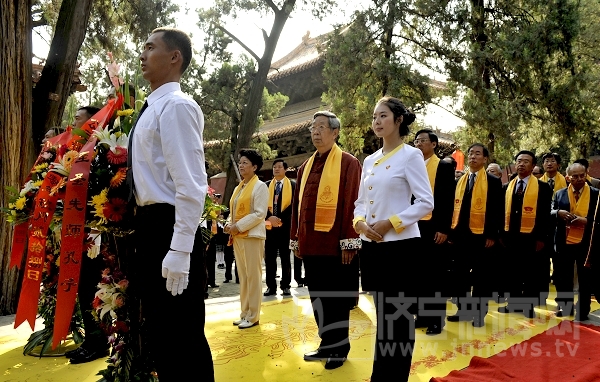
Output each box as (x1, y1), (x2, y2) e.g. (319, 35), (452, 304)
(1, 288), (597, 382)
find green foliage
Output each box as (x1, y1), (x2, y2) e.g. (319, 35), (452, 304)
(196, 59), (286, 173)
(322, 7), (436, 156)
(397, 0), (600, 162)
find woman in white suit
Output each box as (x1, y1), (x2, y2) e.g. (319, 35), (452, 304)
(225, 149), (269, 329)
(353, 96), (434, 381)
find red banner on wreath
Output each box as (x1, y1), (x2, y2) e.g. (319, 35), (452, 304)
(13, 96), (122, 331)
(53, 138), (97, 348)
(14, 171), (63, 330)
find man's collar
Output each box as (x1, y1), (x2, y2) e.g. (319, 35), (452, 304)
(147, 82), (181, 106)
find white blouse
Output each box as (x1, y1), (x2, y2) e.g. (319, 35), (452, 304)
(354, 144), (434, 242)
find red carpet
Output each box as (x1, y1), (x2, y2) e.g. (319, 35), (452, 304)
(431, 322), (600, 382)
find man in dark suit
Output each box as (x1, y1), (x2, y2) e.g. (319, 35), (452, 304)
(498, 151), (552, 318)
(448, 143), (503, 327)
(264, 159), (296, 296)
(413, 129), (456, 335)
(574, 158), (600, 188)
(552, 163), (599, 320)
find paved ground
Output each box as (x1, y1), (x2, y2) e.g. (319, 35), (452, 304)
(206, 251), (304, 300)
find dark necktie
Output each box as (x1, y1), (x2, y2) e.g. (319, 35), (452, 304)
(516, 180), (525, 196)
(574, 190), (580, 203)
(548, 178), (555, 191)
(273, 181), (282, 216)
(126, 101), (149, 202)
(467, 173), (476, 193)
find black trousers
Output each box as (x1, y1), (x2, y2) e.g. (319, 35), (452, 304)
(503, 234), (546, 309)
(265, 233), (291, 289)
(134, 204), (214, 382)
(303, 254), (358, 357)
(224, 243), (237, 282)
(362, 238), (421, 382)
(450, 232), (494, 319)
(294, 255), (305, 285)
(555, 243), (600, 319)
(416, 220), (450, 328)
(78, 241), (107, 346)
(206, 237), (217, 285)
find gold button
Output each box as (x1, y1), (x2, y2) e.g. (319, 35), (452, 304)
(371, 173), (374, 176)
(371, 214), (376, 218)
(369, 186), (373, 190)
(370, 200), (374, 204)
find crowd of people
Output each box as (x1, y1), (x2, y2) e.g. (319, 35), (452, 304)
(54, 26), (600, 382)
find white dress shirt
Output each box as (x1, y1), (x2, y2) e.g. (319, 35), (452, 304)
(515, 175), (530, 192)
(354, 144), (434, 242)
(132, 82), (207, 253)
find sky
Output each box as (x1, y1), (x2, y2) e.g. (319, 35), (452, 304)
(32, 0), (464, 132)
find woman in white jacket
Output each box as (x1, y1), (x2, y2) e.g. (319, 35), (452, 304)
(353, 96), (434, 381)
(225, 149), (269, 329)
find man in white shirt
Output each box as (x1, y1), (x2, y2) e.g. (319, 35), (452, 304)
(130, 27), (213, 381)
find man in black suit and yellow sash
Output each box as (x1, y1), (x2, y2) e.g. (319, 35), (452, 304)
(413, 129), (456, 335)
(264, 159), (296, 296)
(498, 151), (552, 318)
(552, 163), (599, 321)
(448, 143), (503, 327)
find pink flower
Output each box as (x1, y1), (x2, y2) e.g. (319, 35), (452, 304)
(117, 279), (129, 289)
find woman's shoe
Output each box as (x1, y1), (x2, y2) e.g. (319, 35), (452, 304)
(238, 320), (259, 329)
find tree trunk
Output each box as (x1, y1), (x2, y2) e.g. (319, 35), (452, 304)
(31, 0), (93, 145)
(223, 2), (295, 204)
(0, 0), (34, 315)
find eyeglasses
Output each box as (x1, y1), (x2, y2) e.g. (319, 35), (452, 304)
(413, 139), (430, 144)
(308, 126), (332, 133)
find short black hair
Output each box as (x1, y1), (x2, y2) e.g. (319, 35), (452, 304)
(542, 152), (561, 164)
(467, 143), (489, 157)
(78, 106), (101, 118)
(152, 27), (193, 74)
(414, 129), (439, 144)
(272, 159), (288, 169)
(239, 149), (263, 171)
(443, 156), (457, 170)
(515, 150), (536, 164)
(376, 96), (416, 137)
(574, 158), (589, 169)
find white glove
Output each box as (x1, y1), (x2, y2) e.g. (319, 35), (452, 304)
(161, 250), (190, 296)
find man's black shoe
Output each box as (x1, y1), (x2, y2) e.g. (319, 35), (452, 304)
(223, 279), (230, 283)
(282, 288), (291, 296)
(472, 317), (485, 328)
(324, 356), (346, 370)
(498, 306), (511, 314)
(523, 309), (536, 319)
(207, 283), (219, 288)
(263, 287), (276, 296)
(447, 313), (473, 322)
(556, 308), (574, 317)
(304, 349), (329, 361)
(65, 346), (84, 359)
(426, 324), (443, 335)
(69, 347), (109, 364)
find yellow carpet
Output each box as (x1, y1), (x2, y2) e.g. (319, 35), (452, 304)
(1, 287), (597, 382)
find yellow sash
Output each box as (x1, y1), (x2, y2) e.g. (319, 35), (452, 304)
(229, 174), (259, 238)
(421, 155), (440, 221)
(504, 177), (538, 233)
(452, 168), (487, 234)
(567, 183), (590, 244)
(268, 176), (292, 214)
(298, 144), (342, 232)
(541, 172), (567, 195)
